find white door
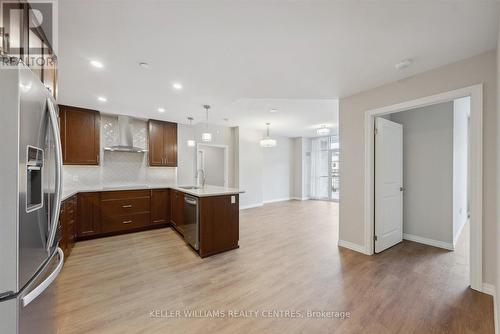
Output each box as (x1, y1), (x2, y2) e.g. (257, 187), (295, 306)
(375, 117), (403, 253)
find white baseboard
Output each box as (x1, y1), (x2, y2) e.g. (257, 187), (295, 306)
(338, 240), (368, 254)
(290, 197), (310, 201)
(482, 283), (496, 296)
(263, 198), (291, 204)
(239, 203), (263, 210)
(240, 197), (308, 209)
(403, 233), (454, 250)
(482, 283), (497, 334)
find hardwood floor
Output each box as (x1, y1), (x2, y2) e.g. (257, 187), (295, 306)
(54, 200), (494, 334)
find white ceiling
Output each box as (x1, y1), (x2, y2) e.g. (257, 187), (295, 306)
(57, 0), (498, 138)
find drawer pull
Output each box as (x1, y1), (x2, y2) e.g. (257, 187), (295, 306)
(122, 205), (133, 208)
(122, 220), (133, 224)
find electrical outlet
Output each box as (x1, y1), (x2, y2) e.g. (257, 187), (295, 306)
(72, 175), (79, 182)
(231, 196), (236, 204)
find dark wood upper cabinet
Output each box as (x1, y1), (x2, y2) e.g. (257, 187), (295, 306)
(148, 120), (177, 167)
(151, 189), (170, 225)
(148, 120), (165, 166)
(77, 192), (101, 238)
(164, 122), (178, 167)
(59, 105), (100, 165)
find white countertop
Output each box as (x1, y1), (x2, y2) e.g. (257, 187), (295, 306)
(61, 183), (243, 201)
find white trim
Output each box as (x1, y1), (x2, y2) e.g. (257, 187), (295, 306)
(363, 84), (483, 291)
(453, 218), (469, 248)
(338, 240), (369, 254)
(263, 197), (292, 204)
(239, 203), (263, 210)
(403, 233), (454, 251)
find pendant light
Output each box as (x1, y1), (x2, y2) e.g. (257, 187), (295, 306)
(186, 117), (196, 147)
(260, 123), (277, 148)
(316, 124), (330, 136)
(201, 104), (212, 142)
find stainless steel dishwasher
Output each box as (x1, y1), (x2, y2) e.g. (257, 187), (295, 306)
(183, 195), (199, 250)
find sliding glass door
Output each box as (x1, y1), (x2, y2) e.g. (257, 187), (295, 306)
(310, 136), (339, 201)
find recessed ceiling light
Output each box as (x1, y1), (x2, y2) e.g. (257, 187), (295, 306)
(269, 109), (278, 113)
(97, 96), (107, 102)
(90, 60), (104, 68)
(394, 59), (412, 70)
(139, 62), (150, 69)
(157, 107), (165, 113)
(172, 82), (183, 90)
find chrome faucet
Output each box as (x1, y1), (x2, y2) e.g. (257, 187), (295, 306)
(195, 169), (206, 188)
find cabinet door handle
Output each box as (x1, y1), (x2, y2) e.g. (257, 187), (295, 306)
(122, 220), (133, 224)
(122, 205), (132, 208)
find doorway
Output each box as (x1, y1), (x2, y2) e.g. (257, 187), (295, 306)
(363, 85), (483, 291)
(196, 144), (228, 187)
(310, 135), (340, 201)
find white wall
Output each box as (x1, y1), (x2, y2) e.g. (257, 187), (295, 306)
(262, 136), (294, 203)
(177, 123), (236, 186)
(453, 97), (470, 246)
(339, 50), (497, 285)
(238, 128), (264, 209)
(390, 101), (454, 246)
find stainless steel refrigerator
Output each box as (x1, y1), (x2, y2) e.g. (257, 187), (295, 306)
(0, 63), (64, 334)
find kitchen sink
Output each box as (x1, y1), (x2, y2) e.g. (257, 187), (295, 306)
(179, 186), (201, 190)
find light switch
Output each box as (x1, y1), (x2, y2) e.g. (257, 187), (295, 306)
(231, 196), (236, 204)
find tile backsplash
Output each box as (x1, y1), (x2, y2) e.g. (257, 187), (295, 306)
(63, 115), (177, 189)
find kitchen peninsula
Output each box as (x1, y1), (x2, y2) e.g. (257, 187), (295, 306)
(60, 184), (242, 259)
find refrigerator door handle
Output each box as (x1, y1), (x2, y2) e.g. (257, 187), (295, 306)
(21, 247), (64, 307)
(45, 98), (63, 252)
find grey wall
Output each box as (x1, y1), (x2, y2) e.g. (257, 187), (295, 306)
(339, 50), (497, 284)
(390, 102), (454, 246)
(453, 97), (470, 245)
(262, 136), (294, 202)
(238, 128), (299, 208)
(496, 15), (500, 328)
(291, 137), (313, 200)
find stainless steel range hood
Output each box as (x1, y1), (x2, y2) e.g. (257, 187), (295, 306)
(103, 115), (147, 153)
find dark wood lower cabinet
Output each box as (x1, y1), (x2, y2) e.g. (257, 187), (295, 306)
(67, 188), (239, 260)
(151, 189), (170, 225)
(199, 194), (239, 258)
(170, 190), (184, 231)
(77, 192), (102, 238)
(59, 195), (76, 260)
(101, 190), (151, 233)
